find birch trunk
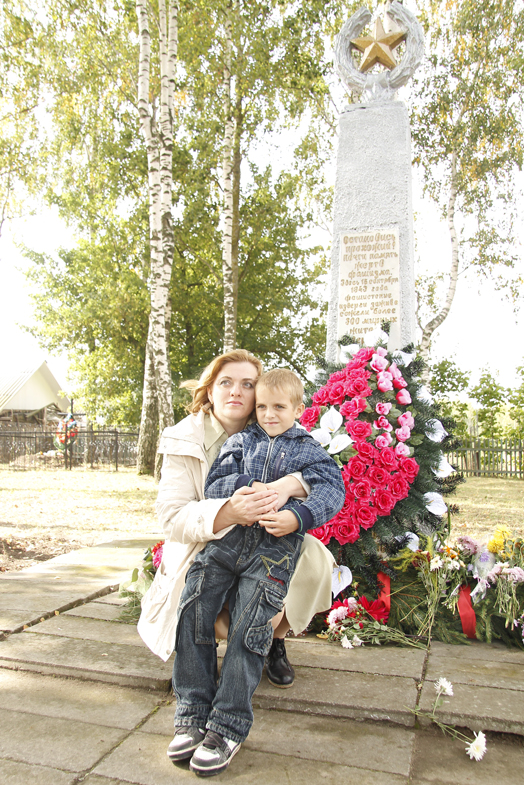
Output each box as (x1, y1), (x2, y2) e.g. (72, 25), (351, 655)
(221, 4), (237, 352)
(137, 328), (158, 475)
(419, 151), (460, 366)
(136, 0), (178, 476)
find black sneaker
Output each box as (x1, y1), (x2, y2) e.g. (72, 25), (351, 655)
(266, 637), (295, 688)
(189, 730), (241, 776)
(167, 726), (206, 762)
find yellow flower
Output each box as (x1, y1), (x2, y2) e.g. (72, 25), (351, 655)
(487, 525), (512, 555)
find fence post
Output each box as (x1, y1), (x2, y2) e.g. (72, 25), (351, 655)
(115, 429), (119, 472)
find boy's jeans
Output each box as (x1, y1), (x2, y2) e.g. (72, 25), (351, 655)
(173, 524), (302, 743)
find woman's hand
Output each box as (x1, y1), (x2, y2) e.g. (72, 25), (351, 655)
(258, 510), (299, 537)
(263, 475), (308, 511)
(213, 486), (279, 532)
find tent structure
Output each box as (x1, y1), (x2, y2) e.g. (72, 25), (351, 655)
(0, 362), (70, 424)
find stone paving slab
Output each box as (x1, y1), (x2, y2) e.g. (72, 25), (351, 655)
(410, 726), (524, 784)
(431, 639), (524, 665)
(426, 644), (524, 691)
(2, 758), (76, 785)
(24, 613), (145, 647)
(65, 602), (125, 621)
(93, 593), (129, 605)
(253, 664), (418, 727)
(0, 632), (173, 690)
(93, 729), (409, 785)
(0, 707), (128, 773)
(0, 669), (163, 730)
(418, 680), (524, 736)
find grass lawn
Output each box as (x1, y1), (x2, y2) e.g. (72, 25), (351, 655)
(450, 476), (524, 543)
(1, 468), (523, 571)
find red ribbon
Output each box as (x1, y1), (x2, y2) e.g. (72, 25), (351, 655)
(457, 584), (476, 639)
(377, 571), (391, 614)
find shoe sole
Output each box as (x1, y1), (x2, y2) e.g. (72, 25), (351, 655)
(267, 677), (294, 689)
(189, 743), (241, 776)
(168, 742), (203, 762)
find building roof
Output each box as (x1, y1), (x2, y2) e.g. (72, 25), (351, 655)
(0, 362), (70, 414)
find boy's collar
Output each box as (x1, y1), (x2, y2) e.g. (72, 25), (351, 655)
(249, 421), (306, 439)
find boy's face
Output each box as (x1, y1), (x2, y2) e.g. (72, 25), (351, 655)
(255, 385), (305, 437)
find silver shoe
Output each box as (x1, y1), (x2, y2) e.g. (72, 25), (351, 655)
(167, 726), (206, 762)
(189, 730), (241, 776)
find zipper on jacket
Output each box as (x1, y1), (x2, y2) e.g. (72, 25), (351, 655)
(261, 435), (278, 483)
(272, 450), (286, 481)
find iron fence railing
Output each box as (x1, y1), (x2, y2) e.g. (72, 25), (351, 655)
(0, 428), (139, 471)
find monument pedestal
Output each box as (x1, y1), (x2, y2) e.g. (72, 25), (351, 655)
(326, 100), (416, 362)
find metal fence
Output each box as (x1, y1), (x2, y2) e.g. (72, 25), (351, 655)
(445, 438), (524, 479)
(0, 428), (139, 471)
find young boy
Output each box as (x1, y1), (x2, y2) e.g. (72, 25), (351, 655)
(171, 369), (345, 777)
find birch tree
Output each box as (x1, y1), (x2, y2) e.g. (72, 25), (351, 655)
(135, 0), (178, 474)
(412, 0), (524, 362)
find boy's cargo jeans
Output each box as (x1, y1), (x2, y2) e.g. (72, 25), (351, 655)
(173, 524), (302, 742)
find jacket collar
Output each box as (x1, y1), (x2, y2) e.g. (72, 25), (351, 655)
(247, 422), (308, 439)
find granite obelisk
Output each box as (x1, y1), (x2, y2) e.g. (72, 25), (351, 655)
(326, 2), (424, 362)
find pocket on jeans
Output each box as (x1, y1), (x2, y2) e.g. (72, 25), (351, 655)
(176, 565), (205, 625)
(244, 584), (285, 656)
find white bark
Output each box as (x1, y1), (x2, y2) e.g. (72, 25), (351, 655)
(136, 0), (178, 475)
(221, 5), (237, 352)
(419, 150), (460, 365)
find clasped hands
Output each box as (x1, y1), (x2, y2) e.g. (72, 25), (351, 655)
(227, 476), (305, 537)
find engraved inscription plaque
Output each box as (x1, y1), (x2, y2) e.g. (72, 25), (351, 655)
(337, 226), (400, 340)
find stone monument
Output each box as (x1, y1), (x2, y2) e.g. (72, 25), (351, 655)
(326, 1), (424, 362)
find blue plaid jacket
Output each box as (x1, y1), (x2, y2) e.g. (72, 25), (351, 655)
(204, 422), (346, 536)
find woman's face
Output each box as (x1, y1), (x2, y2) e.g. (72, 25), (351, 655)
(208, 361), (259, 435)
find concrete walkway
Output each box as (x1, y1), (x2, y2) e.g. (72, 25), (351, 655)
(1, 539), (523, 784)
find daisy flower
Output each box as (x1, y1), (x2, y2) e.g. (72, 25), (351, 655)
(434, 677), (453, 696)
(465, 731), (487, 761)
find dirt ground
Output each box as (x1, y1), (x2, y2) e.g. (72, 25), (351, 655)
(0, 469), (523, 573)
(0, 468), (159, 572)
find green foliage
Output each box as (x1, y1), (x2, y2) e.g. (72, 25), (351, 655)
(507, 366), (524, 439)
(470, 369), (509, 440)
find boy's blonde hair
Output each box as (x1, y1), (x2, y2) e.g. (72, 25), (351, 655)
(256, 368), (304, 408)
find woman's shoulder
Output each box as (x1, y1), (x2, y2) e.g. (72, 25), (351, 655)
(159, 411), (206, 454)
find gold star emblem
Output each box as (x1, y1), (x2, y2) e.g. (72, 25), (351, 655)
(351, 17), (406, 73)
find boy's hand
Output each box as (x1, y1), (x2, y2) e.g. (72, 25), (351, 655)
(253, 476), (307, 512)
(258, 510), (299, 537)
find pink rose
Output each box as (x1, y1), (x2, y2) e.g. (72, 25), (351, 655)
(370, 354), (389, 373)
(388, 474), (410, 500)
(312, 386), (330, 405)
(389, 363), (402, 380)
(394, 442), (410, 457)
(393, 377), (408, 389)
(331, 520), (360, 545)
(375, 402), (392, 415)
(395, 425), (411, 442)
(396, 389), (412, 405)
(374, 415), (392, 431)
(357, 441), (378, 464)
(366, 465), (390, 487)
(353, 348), (374, 364)
(309, 524), (332, 545)
(343, 457), (367, 481)
(347, 420), (373, 440)
(376, 447), (399, 471)
(340, 397), (367, 417)
(329, 370), (346, 383)
(300, 406), (321, 432)
(377, 372), (394, 392)
(375, 347), (388, 357)
(353, 478), (372, 499)
(375, 433), (393, 449)
(374, 489), (396, 515)
(399, 457), (420, 481)
(397, 411), (415, 429)
(354, 502), (378, 529)
(348, 376), (373, 397)
(327, 381), (346, 405)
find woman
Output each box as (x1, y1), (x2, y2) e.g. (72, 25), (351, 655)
(138, 350), (334, 728)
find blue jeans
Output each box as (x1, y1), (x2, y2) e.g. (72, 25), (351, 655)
(173, 524), (302, 742)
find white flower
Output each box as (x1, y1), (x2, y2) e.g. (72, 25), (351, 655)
(395, 532), (420, 552)
(351, 635), (363, 647)
(340, 344), (360, 361)
(424, 492), (448, 516)
(430, 556), (443, 571)
(418, 385), (434, 403)
(320, 407), (343, 434)
(332, 565), (353, 598)
(465, 731), (487, 761)
(341, 636), (353, 649)
(328, 606), (348, 627)
(328, 433), (352, 454)
(434, 677), (453, 697)
(362, 326), (389, 346)
(433, 455), (456, 478)
(311, 428), (331, 446)
(426, 418), (448, 443)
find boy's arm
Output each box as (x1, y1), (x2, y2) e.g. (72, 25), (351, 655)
(276, 442), (346, 534)
(204, 433), (255, 498)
